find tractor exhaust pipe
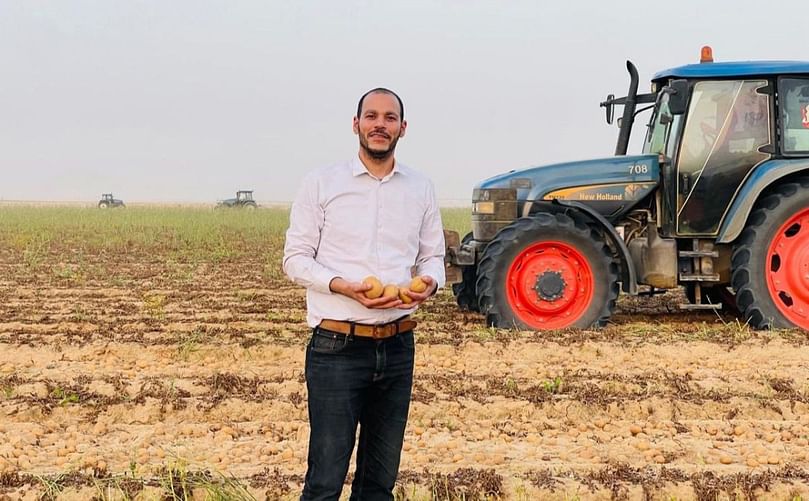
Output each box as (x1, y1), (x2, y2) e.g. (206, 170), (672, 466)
(614, 61), (639, 156)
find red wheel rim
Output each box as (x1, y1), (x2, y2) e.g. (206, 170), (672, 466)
(766, 207), (809, 329)
(506, 241), (594, 329)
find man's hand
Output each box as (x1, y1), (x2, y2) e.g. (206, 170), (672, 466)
(396, 275), (437, 309)
(329, 277), (403, 309)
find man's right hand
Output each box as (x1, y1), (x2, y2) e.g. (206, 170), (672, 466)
(328, 277), (404, 309)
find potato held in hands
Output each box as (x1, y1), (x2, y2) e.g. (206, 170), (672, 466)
(362, 276), (384, 299)
(363, 276), (427, 303)
(400, 276), (430, 304)
(409, 276), (428, 294)
(382, 284), (399, 299)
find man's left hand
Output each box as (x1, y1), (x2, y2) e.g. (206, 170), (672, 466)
(396, 275), (437, 309)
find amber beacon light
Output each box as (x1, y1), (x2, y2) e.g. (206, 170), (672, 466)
(700, 45), (714, 63)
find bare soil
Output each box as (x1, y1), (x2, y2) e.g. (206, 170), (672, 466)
(1, 250), (809, 499)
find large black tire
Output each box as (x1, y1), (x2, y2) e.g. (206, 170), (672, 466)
(731, 178), (809, 330)
(451, 232), (479, 312)
(98, 202), (109, 209)
(476, 213), (619, 330)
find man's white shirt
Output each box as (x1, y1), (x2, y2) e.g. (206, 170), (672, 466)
(283, 156), (446, 327)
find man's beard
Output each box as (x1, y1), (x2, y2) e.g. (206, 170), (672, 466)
(360, 133), (399, 160)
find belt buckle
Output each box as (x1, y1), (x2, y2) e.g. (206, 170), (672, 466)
(371, 324), (382, 339)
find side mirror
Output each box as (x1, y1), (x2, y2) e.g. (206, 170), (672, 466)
(667, 80), (689, 115)
(602, 94), (615, 124)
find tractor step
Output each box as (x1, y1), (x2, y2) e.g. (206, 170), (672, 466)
(679, 303), (722, 311)
(679, 250), (719, 258)
(679, 273), (720, 282)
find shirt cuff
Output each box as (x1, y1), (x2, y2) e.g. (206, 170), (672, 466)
(312, 268), (340, 294)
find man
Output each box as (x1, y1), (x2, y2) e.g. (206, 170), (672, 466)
(283, 88), (446, 500)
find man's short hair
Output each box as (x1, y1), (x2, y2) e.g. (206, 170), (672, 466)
(356, 88), (404, 121)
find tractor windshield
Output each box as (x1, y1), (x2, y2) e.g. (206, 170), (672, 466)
(642, 92), (681, 157)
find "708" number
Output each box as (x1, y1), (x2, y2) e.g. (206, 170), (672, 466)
(628, 163), (648, 175)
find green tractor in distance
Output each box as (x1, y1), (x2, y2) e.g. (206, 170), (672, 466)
(98, 193), (125, 208)
(216, 190), (258, 209)
(445, 47), (809, 331)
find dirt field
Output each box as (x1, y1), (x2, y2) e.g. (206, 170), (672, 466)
(1, 207), (808, 500)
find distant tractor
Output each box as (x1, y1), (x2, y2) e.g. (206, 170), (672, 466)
(445, 47), (809, 331)
(217, 190), (258, 209)
(98, 193), (125, 208)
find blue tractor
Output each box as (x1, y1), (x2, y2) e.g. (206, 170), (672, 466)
(446, 48), (809, 331)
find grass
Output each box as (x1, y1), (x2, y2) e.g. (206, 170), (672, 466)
(542, 376), (563, 394)
(34, 473), (66, 500)
(0, 206), (471, 266)
(177, 329), (207, 361)
(0, 207), (286, 262)
(25, 462), (261, 501)
(50, 386), (80, 406)
(441, 207), (471, 236)
(142, 292), (167, 320)
(0, 385), (13, 398)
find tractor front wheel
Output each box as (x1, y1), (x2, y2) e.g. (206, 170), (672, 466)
(476, 213), (619, 330)
(732, 178), (809, 330)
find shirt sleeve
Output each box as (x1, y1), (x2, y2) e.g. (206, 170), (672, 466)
(282, 174), (340, 294)
(414, 179), (446, 290)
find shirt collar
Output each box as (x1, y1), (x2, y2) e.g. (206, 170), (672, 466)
(351, 155), (406, 180)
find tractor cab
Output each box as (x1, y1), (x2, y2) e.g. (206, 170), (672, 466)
(618, 49), (809, 241)
(237, 190), (254, 203)
(447, 47), (809, 331)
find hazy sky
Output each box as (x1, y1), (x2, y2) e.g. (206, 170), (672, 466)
(2, 0), (808, 204)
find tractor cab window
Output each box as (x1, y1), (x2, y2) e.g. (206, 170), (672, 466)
(779, 78), (809, 154)
(643, 91), (683, 158)
(676, 80), (770, 234)
(643, 93), (672, 155)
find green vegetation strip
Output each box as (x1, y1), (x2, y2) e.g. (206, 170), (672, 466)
(0, 206), (471, 254)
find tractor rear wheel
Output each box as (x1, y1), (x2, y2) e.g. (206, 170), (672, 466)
(98, 202), (109, 209)
(732, 178), (809, 330)
(476, 213), (619, 330)
(451, 232), (479, 312)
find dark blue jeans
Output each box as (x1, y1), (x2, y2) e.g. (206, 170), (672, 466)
(300, 327), (416, 501)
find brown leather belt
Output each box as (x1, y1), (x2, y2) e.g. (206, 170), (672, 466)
(318, 317), (417, 339)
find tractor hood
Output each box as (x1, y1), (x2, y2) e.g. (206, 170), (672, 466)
(474, 154), (659, 202)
